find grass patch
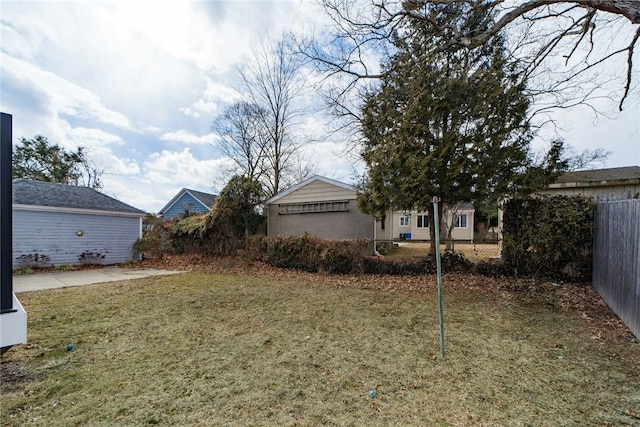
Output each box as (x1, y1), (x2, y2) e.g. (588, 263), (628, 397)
(2, 272), (639, 425)
(388, 242), (500, 261)
(13, 266), (34, 275)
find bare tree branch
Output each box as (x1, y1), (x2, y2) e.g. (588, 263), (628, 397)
(621, 25), (640, 109)
(306, 0), (639, 115)
(239, 34), (311, 197)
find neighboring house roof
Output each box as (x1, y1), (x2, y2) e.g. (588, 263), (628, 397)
(12, 179), (146, 215)
(551, 166), (640, 187)
(158, 188), (217, 216)
(265, 175), (355, 204)
(395, 202), (474, 214)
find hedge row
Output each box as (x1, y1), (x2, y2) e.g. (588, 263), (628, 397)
(501, 195), (594, 282)
(248, 234), (370, 274)
(139, 194), (595, 282)
(246, 234), (476, 275)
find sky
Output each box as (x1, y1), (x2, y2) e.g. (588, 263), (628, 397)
(1, 1), (639, 214)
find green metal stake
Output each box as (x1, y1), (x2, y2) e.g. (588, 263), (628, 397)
(432, 196), (445, 358)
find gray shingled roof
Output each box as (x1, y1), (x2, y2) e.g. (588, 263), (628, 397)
(555, 166), (640, 184)
(12, 179), (146, 214)
(185, 188), (217, 208)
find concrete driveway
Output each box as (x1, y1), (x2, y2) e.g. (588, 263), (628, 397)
(13, 267), (185, 293)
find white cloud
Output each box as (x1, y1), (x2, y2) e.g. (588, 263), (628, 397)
(180, 78), (242, 118)
(160, 130), (218, 145)
(301, 140), (361, 182)
(142, 147), (233, 189)
(66, 127), (125, 146)
(0, 17), (58, 61)
(1, 53), (134, 130)
(101, 178), (159, 214)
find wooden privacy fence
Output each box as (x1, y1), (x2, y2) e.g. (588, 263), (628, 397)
(593, 199), (640, 339)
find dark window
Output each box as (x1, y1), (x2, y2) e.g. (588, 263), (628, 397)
(417, 214), (429, 228)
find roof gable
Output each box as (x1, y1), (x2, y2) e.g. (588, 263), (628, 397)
(158, 188), (217, 215)
(185, 189), (217, 208)
(12, 179), (145, 214)
(265, 175), (355, 204)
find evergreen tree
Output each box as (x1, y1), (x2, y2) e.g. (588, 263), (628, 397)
(357, 2), (565, 253)
(12, 135), (103, 189)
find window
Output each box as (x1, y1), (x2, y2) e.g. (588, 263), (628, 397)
(399, 216), (410, 227)
(416, 214), (429, 228)
(454, 214), (468, 228)
(279, 200), (349, 214)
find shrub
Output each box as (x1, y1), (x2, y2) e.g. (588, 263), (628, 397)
(253, 235), (374, 273)
(15, 253), (52, 268)
(264, 233), (325, 272)
(134, 235), (168, 259)
(245, 234), (482, 276)
(374, 241), (396, 255)
(361, 252), (472, 276)
(501, 195), (594, 282)
(321, 240), (365, 274)
(78, 251), (105, 265)
(136, 216), (180, 259)
(171, 175), (266, 257)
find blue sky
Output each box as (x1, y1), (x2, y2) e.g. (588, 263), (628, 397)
(1, 1), (638, 213)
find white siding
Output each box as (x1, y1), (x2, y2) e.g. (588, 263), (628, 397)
(277, 180), (356, 204)
(383, 209), (474, 241)
(13, 209), (141, 268)
(539, 184), (640, 201)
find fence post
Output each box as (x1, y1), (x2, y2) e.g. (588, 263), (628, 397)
(1, 113), (14, 314)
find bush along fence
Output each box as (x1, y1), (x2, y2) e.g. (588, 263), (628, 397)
(501, 196), (595, 282)
(592, 199), (640, 339)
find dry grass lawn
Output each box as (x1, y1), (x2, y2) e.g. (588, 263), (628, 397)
(387, 242), (500, 261)
(2, 267), (639, 426)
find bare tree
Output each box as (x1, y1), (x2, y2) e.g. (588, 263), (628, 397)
(564, 145), (611, 170)
(280, 151), (320, 190)
(308, 0), (639, 113)
(77, 147), (104, 190)
(211, 101), (269, 182)
(239, 34), (310, 198)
